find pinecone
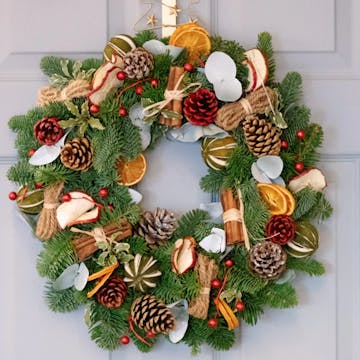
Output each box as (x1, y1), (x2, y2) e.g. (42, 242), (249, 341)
(248, 241), (287, 280)
(243, 115), (281, 157)
(131, 294), (175, 335)
(97, 276), (127, 309)
(183, 88), (218, 126)
(60, 137), (93, 171)
(124, 47), (154, 80)
(266, 215), (295, 245)
(137, 208), (177, 249)
(34, 117), (64, 145)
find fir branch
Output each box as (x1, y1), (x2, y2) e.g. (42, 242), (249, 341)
(293, 188), (333, 222)
(278, 72), (303, 110)
(279, 151), (297, 182)
(7, 160), (36, 186)
(206, 324), (236, 351)
(222, 146), (255, 189)
(152, 53), (173, 81)
(134, 30), (158, 46)
(119, 117), (143, 160)
(8, 115), (27, 132)
(283, 105), (311, 145)
(286, 257), (325, 276)
(81, 58), (103, 72)
(34, 163), (77, 186)
(37, 230), (78, 280)
(257, 32), (276, 84)
(240, 294), (264, 325)
(300, 123), (323, 167)
(45, 284), (86, 312)
(183, 318), (209, 355)
(88, 300), (130, 350)
(200, 168), (227, 193)
(240, 180), (269, 241)
(293, 187), (319, 220)
(126, 236), (149, 255)
(259, 282), (298, 309)
(40, 56), (75, 78)
(173, 209), (211, 239)
(147, 123), (167, 150)
(15, 130), (39, 158)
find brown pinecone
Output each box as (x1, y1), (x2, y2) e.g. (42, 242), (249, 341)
(243, 115), (281, 157)
(184, 88), (218, 126)
(248, 241), (287, 280)
(131, 294), (175, 335)
(124, 47), (154, 80)
(34, 117), (64, 145)
(60, 137), (93, 171)
(97, 276), (127, 309)
(266, 215), (295, 245)
(137, 208), (177, 249)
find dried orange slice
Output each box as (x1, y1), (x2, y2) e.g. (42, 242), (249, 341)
(117, 153), (147, 186)
(169, 23), (211, 64)
(257, 183), (296, 215)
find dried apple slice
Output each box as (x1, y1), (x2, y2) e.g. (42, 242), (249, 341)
(171, 236), (197, 274)
(288, 168), (327, 193)
(56, 191), (99, 229)
(244, 49), (268, 92)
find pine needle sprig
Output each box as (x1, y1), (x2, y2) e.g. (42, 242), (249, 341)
(88, 301), (129, 350)
(173, 209), (211, 239)
(258, 282), (298, 309)
(278, 72), (303, 111)
(7, 160), (36, 186)
(34, 162), (78, 186)
(134, 30), (158, 46)
(240, 294), (265, 325)
(37, 230), (78, 280)
(206, 324), (236, 351)
(286, 257), (325, 276)
(45, 284), (87, 313)
(257, 32), (276, 84)
(200, 168), (227, 193)
(283, 105), (311, 145)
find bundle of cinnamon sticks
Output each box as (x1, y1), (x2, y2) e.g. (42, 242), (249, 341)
(72, 219), (132, 261)
(221, 188), (249, 247)
(159, 65), (184, 127)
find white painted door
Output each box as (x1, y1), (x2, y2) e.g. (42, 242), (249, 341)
(1, 1), (359, 359)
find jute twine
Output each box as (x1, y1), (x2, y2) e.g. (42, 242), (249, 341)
(35, 181), (64, 240)
(215, 86), (276, 131)
(37, 79), (91, 107)
(188, 253), (218, 319)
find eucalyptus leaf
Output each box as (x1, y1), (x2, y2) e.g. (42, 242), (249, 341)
(118, 253), (134, 263)
(49, 74), (69, 88)
(109, 255), (118, 265)
(79, 122), (88, 137)
(72, 61), (82, 78)
(141, 98), (154, 108)
(81, 101), (90, 117)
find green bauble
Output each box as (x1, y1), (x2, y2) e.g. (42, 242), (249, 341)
(16, 186), (44, 214)
(201, 136), (237, 170)
(123, 254), (161, 292)
(285, 221), (319, 258)
(103, 34), (136, 61)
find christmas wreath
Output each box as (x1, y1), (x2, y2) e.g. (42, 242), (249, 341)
(7, 23), (333, 353)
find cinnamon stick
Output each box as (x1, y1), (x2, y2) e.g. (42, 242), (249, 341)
(72, 220), (132, 261)
(159, 66), (184, 128)
(221, 189), (245, 245)
(170, 66), (184, 128)
(159, 66), (176, 126)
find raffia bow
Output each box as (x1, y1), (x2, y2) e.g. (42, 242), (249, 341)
(142, 74), (201, 119)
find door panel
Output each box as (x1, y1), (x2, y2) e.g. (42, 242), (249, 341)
(1, 1), (359, 359)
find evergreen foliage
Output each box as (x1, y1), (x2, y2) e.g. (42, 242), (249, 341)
(257, 32), (276, 84)
(6, 28), (332, 354)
